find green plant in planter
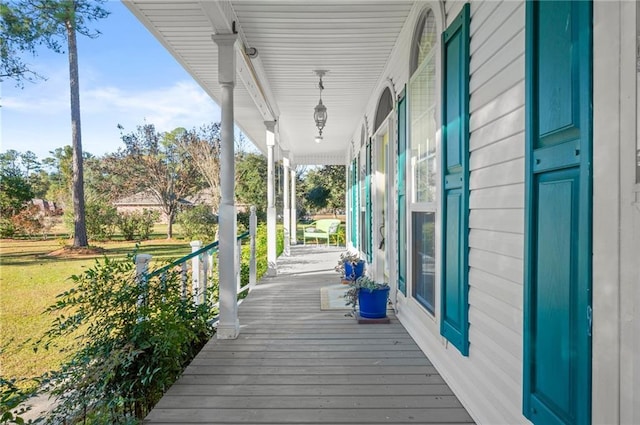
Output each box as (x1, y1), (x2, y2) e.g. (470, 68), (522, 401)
(345, 275), (390, 313)
(334, 250), (363, 280)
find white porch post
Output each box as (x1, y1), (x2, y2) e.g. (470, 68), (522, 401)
(265, 121), (277, 276)
(212, 33), (239, 339)
(282, 154), (291, 256)
(290, 164), (297, 245)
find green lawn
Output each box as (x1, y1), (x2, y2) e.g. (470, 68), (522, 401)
(0, 225), (192, 384)
(1, 221), (344, 384)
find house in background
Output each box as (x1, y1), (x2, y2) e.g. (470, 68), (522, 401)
(30, 199), (60, 216)
(124, 1), (639, 424)
(113, 190), (193, 223)
(185, 187), (218, 213)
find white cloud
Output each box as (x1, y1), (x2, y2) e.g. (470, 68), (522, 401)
(2, 78), (221, 158)
(1, 67), (70, 114)
(83, 80), (220, 132)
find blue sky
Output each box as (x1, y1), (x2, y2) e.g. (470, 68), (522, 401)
(1, 1), (222, 161)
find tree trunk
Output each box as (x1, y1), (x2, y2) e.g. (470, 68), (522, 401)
(67, 14), (88, 247)
(167, 209), (174, 239)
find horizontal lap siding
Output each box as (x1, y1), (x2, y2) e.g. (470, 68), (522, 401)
(359, 2), (528, 424)
(449, 1), (526, 423)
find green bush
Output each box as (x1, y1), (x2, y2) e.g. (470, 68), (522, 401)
(335, 224), (346, 246)
(276, 225), (284, 256)
(236, 209), (266, 233)
(244, 222), (284, 282)
(0, 217), (15, 238)
(0, 377), (36, 424)
(254, 223), (269, 280)
(176, 205), (218, 242)
(38, 255), (215, 423)
(117, 209), (159, 241)
(85, 199), (118, 241)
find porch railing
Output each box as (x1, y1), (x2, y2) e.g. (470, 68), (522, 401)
(134, 207), (258, 319)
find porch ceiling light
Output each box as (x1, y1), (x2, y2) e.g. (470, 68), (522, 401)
(313, 70), (328, 142)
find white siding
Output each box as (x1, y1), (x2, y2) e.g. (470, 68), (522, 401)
(466, 1), (526, 421)
(445, 0), (465, 26)
(421, 1), (528, 424)
(358, 1), (529, 423)
(381, 2), (636, 425)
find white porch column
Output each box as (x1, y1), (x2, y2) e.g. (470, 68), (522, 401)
(290, 164), (297, 245)
(265, 121), (277, 276)
(212, 33), (239, 339)
(282, 154), (291, 256)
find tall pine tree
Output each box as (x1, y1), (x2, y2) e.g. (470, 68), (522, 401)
(1, 0), (109, 247)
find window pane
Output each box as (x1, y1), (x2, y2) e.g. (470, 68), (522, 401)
(359, 150), (367, 251)
(412, 211), (435, 314)
(417, 10), (437, 66)
(410, 55), (437, 202)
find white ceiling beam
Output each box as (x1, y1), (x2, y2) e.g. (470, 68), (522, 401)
(200, 1), (280, 124)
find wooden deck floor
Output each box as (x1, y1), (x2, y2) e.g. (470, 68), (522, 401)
(144, 245), (474, 424)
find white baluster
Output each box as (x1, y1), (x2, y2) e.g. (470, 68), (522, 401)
(190, 241), (202, 305)
(236, 238), (242, 293)
(181, 262), (187, 300)
(135, 254), (152, 314)
(249, 206), (257, 287)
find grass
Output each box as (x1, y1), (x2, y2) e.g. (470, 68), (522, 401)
(1, 220), (345, 384)
(0, 223), (192, 384)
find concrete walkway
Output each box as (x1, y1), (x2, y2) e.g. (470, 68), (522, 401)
(144, 245), (474, 424)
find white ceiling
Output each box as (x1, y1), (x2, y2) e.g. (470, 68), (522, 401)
(124, 1), (414, 164)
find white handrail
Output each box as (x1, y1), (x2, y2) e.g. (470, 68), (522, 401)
(138, 207), (258, 313)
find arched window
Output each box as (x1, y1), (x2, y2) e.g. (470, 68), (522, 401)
(410, 9), (437, 75)
(408, 7), (438, 315)
(410, 8), (437, 203)
(374, 87), (393, 133)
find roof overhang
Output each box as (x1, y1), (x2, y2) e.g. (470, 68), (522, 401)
(123, 0), (414, 165)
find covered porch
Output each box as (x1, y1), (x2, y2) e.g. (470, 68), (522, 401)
(144, 245), (474, 424)
(124, 1), (640, 424)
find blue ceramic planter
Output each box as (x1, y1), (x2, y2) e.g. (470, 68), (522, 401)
(344, 260), (365, 281)
(358, 286), (390, 318)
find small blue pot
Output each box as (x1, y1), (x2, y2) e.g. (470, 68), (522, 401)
(358, 286), (390, 319)
(344, 260), (365, 281)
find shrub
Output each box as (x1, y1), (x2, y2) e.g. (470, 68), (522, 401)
(117, 209), (159, 241)
(0, 217), (15, 238)
(85, 200), (118, 241)
(176, 205), (218, 242)
(248, 222), (284, 280)
(10, 204), (45, 238)
(0, 377), (36, 424)
(335, 224), (346, 246)
(276, 225), (284, 256)
(236, 209), (266, 233)
(38, 255), (215, 423)
(253, 223), (268, 280)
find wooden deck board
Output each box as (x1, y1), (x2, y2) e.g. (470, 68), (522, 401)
(155, 395), (465, 409)
(144, 246), (474, 424)
(162, 384), (456, 397)
(146, 408), (473, 423)
(167, 374), (446, 386)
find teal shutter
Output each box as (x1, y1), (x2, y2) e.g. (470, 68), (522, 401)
(440, 3), (470, 357)
(397, 91), (407, 295)
(365, 139), (373, 262)
(350, 159), (358, 247)
(397, 92), (407, 295)
(524, 1), (592, 424)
